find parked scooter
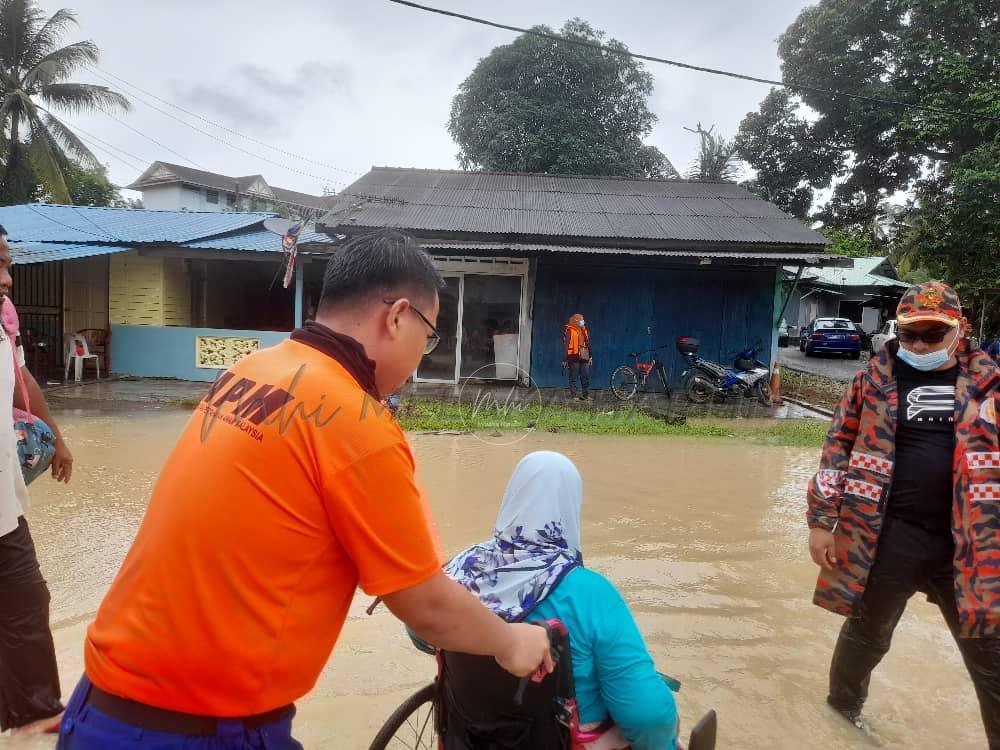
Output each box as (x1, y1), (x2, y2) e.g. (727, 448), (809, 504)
(677, 337), (772, 406)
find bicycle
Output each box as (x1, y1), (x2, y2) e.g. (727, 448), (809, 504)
(609, 345), (672, 401)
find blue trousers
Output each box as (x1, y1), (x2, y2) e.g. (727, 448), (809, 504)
(56, 677), (303, 749)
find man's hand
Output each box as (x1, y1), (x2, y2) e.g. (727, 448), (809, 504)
(809, 527), (837, 571)
(495, 622), (555, 678)
(51, 439), (73, 483)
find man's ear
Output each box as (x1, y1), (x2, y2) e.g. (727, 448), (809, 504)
(384, 298), (410, 339)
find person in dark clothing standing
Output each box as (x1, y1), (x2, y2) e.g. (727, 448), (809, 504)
(806, 281), (1000, 746)
(0, 228), (74, 736)
(562, 313), (592, 401)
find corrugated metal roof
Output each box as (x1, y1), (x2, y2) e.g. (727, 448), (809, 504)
(10, 242), (133, 264)
(1, 204), (334, 264)
(786, 256), (910, 288)
(0, 204), (274, 243)
(421, 241), (851, 267)
(127, 162), (332, 210)
(321, 167), (829, 247)
(186, 227), (335, 252)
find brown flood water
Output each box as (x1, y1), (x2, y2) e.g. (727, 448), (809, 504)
(5, 404), (985, 749)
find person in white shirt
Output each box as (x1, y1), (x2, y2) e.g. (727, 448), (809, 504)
(0, 226), (74, 736)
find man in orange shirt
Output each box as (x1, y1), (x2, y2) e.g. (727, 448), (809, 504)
(57, 229), (552, 749)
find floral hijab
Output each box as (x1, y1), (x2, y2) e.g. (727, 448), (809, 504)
(445, 451), (583, 622)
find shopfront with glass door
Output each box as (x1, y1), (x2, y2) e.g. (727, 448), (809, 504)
(414, 258), (529, 384)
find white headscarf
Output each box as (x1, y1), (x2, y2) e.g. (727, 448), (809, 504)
(445, 451), (583, 622)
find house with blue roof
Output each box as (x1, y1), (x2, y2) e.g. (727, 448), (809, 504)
(0, 203), (335, 381)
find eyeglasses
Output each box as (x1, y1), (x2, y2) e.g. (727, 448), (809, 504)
(384, 299), (441, 355)
(897, 327), (953, 345)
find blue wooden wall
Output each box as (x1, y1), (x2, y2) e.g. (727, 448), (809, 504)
(530, 264), (777, 389)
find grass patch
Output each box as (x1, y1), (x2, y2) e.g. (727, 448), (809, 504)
(781, 368), (848, 411)
(396, 399), (828, 447)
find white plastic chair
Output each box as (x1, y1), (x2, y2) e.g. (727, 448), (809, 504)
(64, 333), (100, 382)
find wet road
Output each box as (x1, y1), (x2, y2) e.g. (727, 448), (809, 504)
(5, 403), (984, 749)
(779, 346), (866, 383)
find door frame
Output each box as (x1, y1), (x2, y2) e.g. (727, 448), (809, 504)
(413, 257), (529, 384)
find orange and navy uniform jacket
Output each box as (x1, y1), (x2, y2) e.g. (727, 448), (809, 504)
(563, 325), (591, 360)
(807, 343), (1000, 637)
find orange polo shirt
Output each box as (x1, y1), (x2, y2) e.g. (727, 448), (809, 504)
(84, 338), (441, 716)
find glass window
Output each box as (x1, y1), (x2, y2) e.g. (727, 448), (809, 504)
(416, 277), (459, 381)
(206, 190), (219, 204)
(460, 275), (521, 379)
(816, 319), (852, 330)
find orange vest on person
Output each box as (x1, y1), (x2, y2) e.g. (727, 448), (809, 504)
(84, 339), (441, 716)
(564, 324), (590, 357)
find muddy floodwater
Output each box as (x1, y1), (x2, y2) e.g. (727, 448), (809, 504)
(5, 403), (986, 749)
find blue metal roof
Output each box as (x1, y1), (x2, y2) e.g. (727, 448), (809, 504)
(0, 203), (334, 264)
(186, 227), (334, 252)
(10, 241), (133, 264)
(0, 203), (275, 243)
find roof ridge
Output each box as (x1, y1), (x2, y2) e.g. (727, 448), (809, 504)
(367, 165), (728, 185)
(24, 203), (277, 217)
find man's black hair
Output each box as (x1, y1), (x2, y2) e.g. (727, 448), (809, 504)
(0, 224), (7, 237)
(318, 229), (443, 314)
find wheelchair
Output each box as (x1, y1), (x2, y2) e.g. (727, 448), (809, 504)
(369, 618), (717, 750)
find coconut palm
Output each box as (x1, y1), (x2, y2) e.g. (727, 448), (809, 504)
(0, 0), (129, 203)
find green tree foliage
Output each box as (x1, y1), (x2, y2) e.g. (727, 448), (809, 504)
(448, 19), (676, 178)
(0, 0), (129, 204)
(898, 142), (1000, 291)
(735, 89), (842, 218)
(735, 0), (999, 287)
(823, 227), (878, 258)
(61, 161), (126, 206)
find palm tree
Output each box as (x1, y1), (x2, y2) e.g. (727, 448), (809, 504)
(684, 123), (741, 182)
(0, 0), (129, 203)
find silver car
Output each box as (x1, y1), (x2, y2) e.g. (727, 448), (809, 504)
(870, 319), (898, 355)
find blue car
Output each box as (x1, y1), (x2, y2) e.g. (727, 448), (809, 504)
(799, 317), (862, 359)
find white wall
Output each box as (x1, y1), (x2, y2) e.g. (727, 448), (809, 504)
(141, 184), (230, 212)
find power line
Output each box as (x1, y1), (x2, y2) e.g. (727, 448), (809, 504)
(76, 134), (145, 173)
(389, 0), (1000, 123)
(25, 203), (112, 240)
(89, 65), (363, 178)
(85, 67), (351, 189)
(62, 119), (150, 169)
(97, 106), (204, 168)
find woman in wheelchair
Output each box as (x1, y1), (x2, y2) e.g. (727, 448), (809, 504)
(440, 450), (680, 749)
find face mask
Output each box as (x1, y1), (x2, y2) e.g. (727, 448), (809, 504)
(578, 319), (585, 327)
(897, 329), (959, 371)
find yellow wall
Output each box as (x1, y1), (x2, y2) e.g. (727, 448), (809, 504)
(109, 251), (191, 326)
(162, 257), (191, 326)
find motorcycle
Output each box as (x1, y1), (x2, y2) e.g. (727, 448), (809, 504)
(677, 337), (772, 406)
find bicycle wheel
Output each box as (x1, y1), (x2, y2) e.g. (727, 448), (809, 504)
(369, 683), (437, 750)
(610, 365), (640, 401)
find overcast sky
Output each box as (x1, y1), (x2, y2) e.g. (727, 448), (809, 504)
(62, 0), (813, 198)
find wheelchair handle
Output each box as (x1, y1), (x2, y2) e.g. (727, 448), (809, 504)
(513, 619), (564, 706)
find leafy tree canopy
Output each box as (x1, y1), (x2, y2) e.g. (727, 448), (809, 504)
(449, 19), (676, 178)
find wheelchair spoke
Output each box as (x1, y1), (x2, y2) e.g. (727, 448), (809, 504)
(387, 701), (435, 749)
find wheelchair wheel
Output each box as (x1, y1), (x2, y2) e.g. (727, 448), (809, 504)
(369, 682), (437, 750)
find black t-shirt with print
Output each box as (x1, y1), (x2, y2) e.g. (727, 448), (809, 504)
(886, 358), (959, 535)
